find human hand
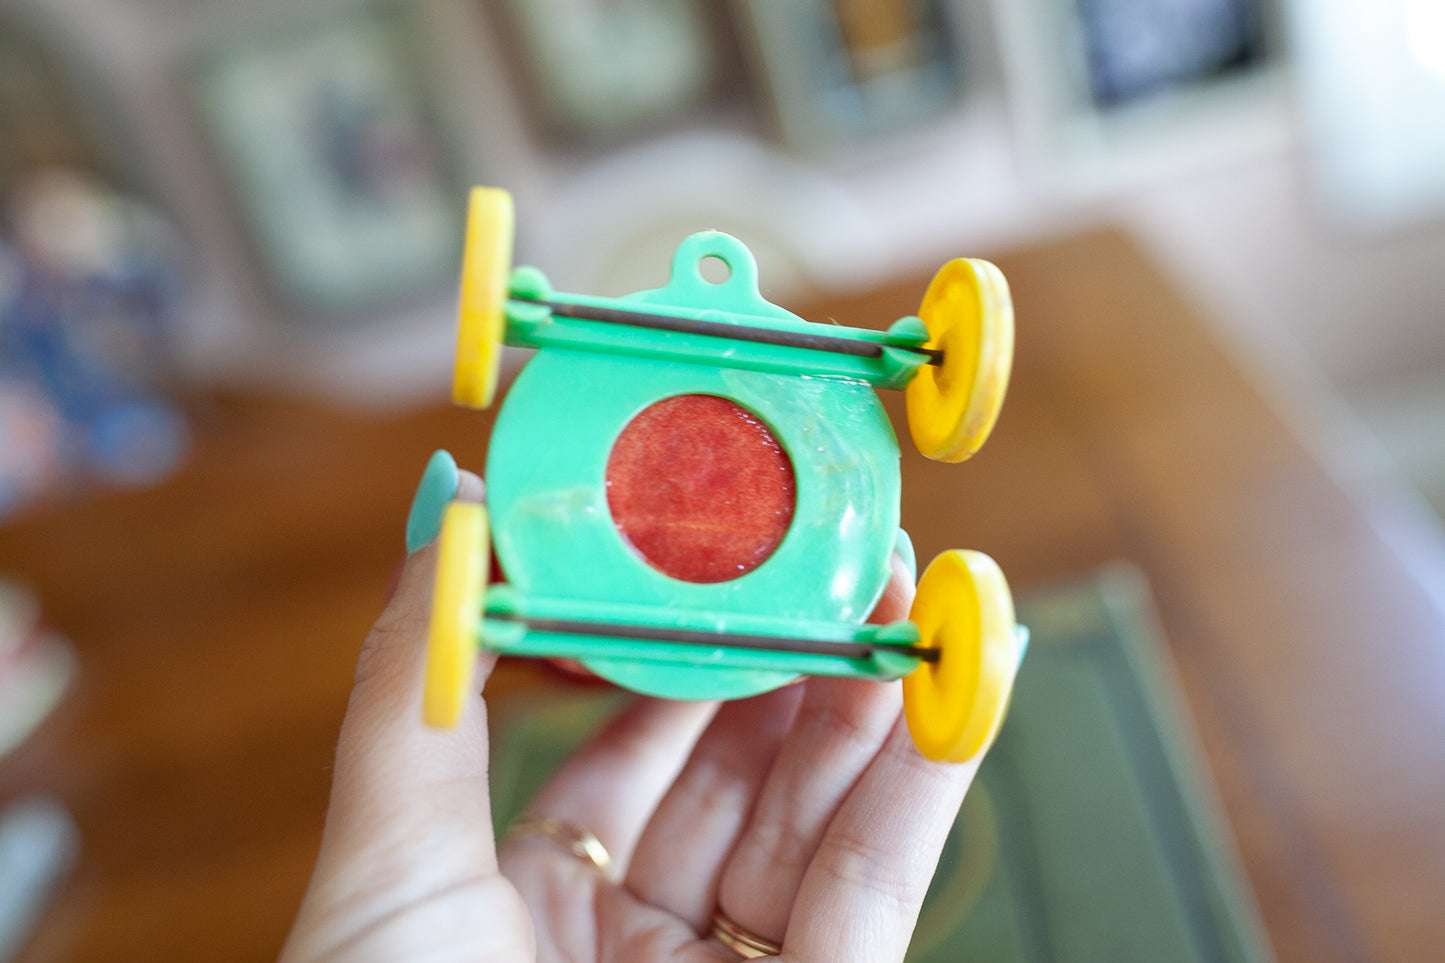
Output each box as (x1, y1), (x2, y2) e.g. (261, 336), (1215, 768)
(281, 471), (988, 962)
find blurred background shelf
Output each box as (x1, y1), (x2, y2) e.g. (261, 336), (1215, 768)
(4, 0), (1441, 520)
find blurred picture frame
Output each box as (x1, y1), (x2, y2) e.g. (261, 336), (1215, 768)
(188, 3), (464, 320)
(0, 15), (113, 192)
(735, 0), (965, 155)
(491, 0), (724, 144)
(992, 0), (1286, 192)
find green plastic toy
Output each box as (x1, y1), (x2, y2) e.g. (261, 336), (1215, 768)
(417, 186), (1027, 762)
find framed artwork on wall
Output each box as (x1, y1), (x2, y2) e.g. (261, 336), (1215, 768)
(992, 0), (1285, 191)
(491, 0), (725, 144)
(189, 3), (464, 320)
(735, 0), (965, 155)
(0, 16), (112, 193)
(1073, 0), (1268, 110)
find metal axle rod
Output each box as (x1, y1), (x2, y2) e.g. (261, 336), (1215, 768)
(516, 297), (945, 366)
(486, 612), (940, 663)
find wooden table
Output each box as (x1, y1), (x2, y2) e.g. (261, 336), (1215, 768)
(2, 229), (1442, 962)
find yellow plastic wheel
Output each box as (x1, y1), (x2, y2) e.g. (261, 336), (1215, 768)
(424, 502), (489, 728)
(902, 550), (1022, 762)
(905, 258), (1014, 463)
(452, 187), (514, 410)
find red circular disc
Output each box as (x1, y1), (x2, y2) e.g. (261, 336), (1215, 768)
(606, 394), (796, 583)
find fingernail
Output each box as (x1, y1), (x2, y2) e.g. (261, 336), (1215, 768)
(405, 450), (460, 553)
(893, 527), (917, 583)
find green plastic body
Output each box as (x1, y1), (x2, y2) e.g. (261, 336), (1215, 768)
(483, 231), (912, 700)
(481, 586), (923, 698)
(505, 232), (932, 390)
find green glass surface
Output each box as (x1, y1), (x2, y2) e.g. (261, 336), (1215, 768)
(488, 568), (1273, 963)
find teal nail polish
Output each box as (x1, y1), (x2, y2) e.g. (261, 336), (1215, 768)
(406, 450), (460, 552)
(893, 527), (917, 583)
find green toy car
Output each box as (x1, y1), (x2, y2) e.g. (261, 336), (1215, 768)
(414, 187), (1026, 761)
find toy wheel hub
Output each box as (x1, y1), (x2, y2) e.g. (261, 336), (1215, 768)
(606, 394), (796, 583)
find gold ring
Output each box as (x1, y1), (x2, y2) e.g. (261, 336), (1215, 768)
(505, 814), (613, 878)
(711, 910), (782, 958)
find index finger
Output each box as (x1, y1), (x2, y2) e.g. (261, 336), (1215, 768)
(295, 470), (499, 925)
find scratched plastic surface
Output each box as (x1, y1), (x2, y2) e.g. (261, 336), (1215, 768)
(485, 233), (901, 700)
(607, 394), (796, 584)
